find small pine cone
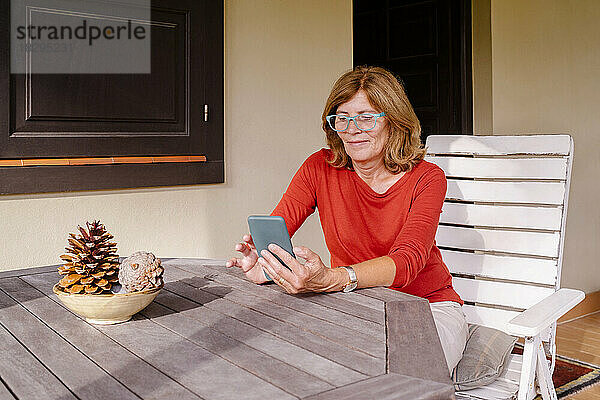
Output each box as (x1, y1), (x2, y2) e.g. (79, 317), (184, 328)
(118, 251), (164, 293)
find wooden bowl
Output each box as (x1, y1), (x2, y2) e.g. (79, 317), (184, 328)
(53, 284), (163, 325)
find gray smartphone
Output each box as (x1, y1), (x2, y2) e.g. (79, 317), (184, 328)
(247, 215), (295, 281)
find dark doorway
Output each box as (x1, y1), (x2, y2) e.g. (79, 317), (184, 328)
(353, 0), (473, 139)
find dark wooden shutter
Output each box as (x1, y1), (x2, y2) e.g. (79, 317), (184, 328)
(0, 0), (224, 194)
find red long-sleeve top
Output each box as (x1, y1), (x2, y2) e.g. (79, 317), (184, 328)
(272, 149), (462, 304)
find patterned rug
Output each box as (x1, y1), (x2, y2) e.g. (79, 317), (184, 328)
(512, 346), (600, 398)
(548, 354), (600, 398)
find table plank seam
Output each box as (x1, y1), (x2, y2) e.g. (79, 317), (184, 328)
(1, 279), (162, 400)
(164, 281), (383, 360)
(170, 262), (384, 324)
(160, 264), (386, 371)
(27, 270), (359, 399)
(289, 293), (384, 324)
(96, 312), (296, 399)
(1, 281), (145, 399)
(358, 287), (423, 303)
(151, 285), (373, 383)
(258, 282), (384, 324)
(174, 262), (386, 326)
(194, 285), (384, 357)
(196, 259), (386, 312)
(0, 291), (85, 400)
(140, 304), (307, 399)
(325, 291), (387, 310)
(0, 319), (67, 400)
(159, 284), (381, 377)
(163, 265), (375, 337)
(148, 294), (342, 387)
(0, 375), (17, 400)
(16, 274), (208, 400)
(169, 263), (386, 346)
(162, 284), (376, 366)
(0, 262), (454, 400)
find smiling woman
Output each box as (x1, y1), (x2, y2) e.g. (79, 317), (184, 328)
(227, 66), (468, 374)
(327, 92), (389, 166)
(322, 66), (426, 173)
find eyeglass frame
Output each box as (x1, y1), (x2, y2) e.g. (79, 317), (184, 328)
(325, 112), (386, 132)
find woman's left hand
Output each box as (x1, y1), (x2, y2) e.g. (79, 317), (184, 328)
(258, 244), (346, 294)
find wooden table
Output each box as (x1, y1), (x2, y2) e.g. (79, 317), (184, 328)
(0, 258), (455, 400)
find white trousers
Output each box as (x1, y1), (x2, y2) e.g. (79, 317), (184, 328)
(430, 301), (469, 373)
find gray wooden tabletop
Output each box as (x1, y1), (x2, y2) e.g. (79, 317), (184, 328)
(0, 258), (454, 400)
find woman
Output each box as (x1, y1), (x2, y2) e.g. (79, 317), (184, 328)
(226, 66), (468, 373)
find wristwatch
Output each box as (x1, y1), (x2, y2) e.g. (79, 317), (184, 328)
(339, 266), (358, 292)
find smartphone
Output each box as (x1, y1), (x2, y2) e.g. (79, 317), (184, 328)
(247, 215), (296, 281)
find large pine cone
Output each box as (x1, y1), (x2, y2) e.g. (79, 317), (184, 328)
(118, 251), (164, 293)
(57, 220), (120, 294)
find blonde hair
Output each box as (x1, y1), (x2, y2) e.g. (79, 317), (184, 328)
(321, 66), (426, 173)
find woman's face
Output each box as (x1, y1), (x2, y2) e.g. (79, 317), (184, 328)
(335, 90), (389, 165)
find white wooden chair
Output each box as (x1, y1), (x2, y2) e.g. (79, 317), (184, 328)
(424, 134), (585, 400)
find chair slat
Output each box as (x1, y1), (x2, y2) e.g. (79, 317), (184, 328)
(441, 249), (558, 286)
(456, 356), (523, 400)
(503, 355), (523, 381)
(462, 305), (520, 333)
(457, 380), (519, 399)
(426, 134), (571, 156)
(425, 156), (568, 180)
(446, 179), (565, 205)
(463, 306), (553, 343)
(453, 277), (555, 310)
(436, 225), (560, 258)
(426, 135), (574, 400)
(441, 203), (562, 231)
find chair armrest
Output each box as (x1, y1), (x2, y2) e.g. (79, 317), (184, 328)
(506, 288), (585, 337)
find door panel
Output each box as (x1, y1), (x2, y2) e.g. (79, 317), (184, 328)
(353, 0), (472, 139)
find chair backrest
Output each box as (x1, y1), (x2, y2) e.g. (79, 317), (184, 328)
(425, 134), (573, 337)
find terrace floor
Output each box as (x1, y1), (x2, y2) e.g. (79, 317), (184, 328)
(557, 312), (600, 399)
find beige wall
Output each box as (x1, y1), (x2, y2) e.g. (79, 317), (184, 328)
(5, 0), (597, 295)
(0, 0), (352, 271)
(472, 0), (600, 293)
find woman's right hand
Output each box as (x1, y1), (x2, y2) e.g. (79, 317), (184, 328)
(225, 234), (269, 284)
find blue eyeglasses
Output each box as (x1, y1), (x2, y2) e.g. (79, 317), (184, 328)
(326, 112), (385, 132)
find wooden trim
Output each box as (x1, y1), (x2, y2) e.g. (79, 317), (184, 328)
(0, 159), (23, 166)
(558, 290), (600, 323)
(0, 160), (223, 194)
(112, 157), (154, 164)
(68, 158), (114, 166)
(22, 158), (69, 166)
(0, 155), (206, 167)
(151, 156), (192, 163)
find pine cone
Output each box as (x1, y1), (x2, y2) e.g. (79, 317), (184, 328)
(118, 251), (164, 293)
(56, 220), (120, 294)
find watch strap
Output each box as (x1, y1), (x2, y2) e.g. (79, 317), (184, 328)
(340, 266), (357, 292)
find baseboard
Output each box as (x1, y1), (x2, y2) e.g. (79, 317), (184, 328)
(558, 290), (600, 324)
